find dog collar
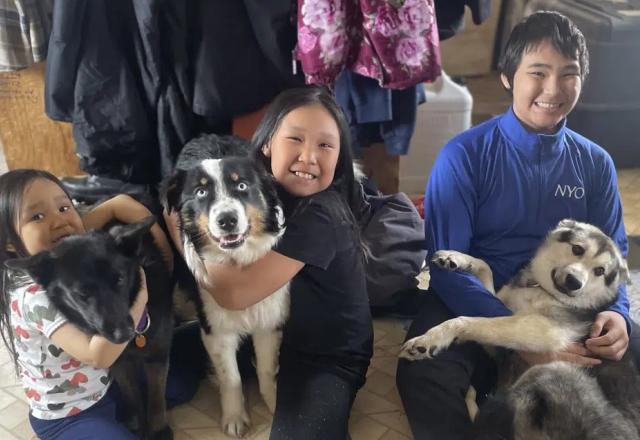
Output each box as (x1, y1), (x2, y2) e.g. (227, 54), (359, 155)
(134, 307), (151, 349)
(136, 307), (151, 334)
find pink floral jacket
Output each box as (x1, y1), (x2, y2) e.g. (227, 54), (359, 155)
(296, 0), (441, 89)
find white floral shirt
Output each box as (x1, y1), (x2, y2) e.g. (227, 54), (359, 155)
(9, 281), (111, 420)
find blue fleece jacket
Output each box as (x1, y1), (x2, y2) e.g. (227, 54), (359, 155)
(424, 107), (630, 332)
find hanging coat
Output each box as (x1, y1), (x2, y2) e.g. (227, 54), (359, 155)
(295, 0), (441, 89)
(44, 0), (299, 184)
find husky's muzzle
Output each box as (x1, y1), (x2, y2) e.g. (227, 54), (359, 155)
(551, 267), (586, 296)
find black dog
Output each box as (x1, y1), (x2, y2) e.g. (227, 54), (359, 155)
(7, 217), (174, 440)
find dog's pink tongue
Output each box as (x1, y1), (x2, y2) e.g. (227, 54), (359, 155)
(221, 234), (240, 244)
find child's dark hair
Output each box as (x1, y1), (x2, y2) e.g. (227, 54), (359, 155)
(252, 87), (365, 229)
(499, 11), (589, 92)
(0, 169), (70, 371)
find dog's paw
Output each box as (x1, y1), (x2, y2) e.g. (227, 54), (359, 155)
(222, 411), (251, 438)
(151, 426), (173, 440)
(432, 250), (474, 272)
(399, 318), (466, 360)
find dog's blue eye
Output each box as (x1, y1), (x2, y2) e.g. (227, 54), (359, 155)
(571, 245), (585, 256)
(237, 182), (248, 191)
(195, 188), (208, 198)
(594, 267), (605, 276)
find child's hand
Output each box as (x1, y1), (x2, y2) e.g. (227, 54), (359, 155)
(517, 342), (601, 366)
(83, 194), (174, 272)
(82, 194), (150, 230)
(585, 311), (629, 361)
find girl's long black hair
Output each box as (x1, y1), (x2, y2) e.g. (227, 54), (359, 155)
(251, 87), (366, 246)
(0, 169), (69, 372)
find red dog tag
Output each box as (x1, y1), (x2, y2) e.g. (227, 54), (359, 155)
(135, 334), (146, 348)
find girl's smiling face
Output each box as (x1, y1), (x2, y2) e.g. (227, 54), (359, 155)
(16, 178), (85, 256)
(263, 104), (340, 197)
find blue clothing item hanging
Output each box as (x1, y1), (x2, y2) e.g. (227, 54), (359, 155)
(335, 71), (426, 156)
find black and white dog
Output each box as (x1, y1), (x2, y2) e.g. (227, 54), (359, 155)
(162, 134), (288, 437)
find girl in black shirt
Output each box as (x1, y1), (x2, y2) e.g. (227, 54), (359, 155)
(198, 88), (373, 439)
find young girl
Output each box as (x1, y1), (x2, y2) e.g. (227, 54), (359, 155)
(0, 169), (171, 439)
(166, 87), (373, 439)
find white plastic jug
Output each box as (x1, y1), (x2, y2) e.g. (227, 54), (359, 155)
(399, 71), (473, 195)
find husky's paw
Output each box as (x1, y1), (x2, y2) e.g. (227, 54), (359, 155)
(432, 250), (474, 272)
(399, 318), (467, 360)
(222, 411), (251, 438)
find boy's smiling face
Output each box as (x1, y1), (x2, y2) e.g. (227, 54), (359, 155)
(502, 39), (582, 134)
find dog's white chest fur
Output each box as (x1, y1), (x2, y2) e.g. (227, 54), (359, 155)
(199, 284), (289, 334)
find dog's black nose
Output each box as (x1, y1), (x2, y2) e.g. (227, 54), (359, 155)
(564, 273), (583, 291)
(217, 212), (238, 232)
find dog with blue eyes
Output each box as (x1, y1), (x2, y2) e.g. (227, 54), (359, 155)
(161, 134), (287, 437)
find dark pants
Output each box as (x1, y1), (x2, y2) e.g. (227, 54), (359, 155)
(395, 291), (640, 440)
(269, 351), (366, 440)
(30, 386), (137, 440)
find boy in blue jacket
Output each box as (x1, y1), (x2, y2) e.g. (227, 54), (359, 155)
(396, 11), (639, 440)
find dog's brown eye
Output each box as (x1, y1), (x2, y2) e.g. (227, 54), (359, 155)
(594, 267), (605, 276)
(571, 245), (585, 256)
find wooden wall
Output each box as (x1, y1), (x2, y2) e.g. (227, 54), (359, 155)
(0, 62), (82, 177)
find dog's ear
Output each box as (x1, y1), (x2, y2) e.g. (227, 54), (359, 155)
(5, 252), (55, 287)
(109, 216), (155, 257)
(551, 218), (577, 242)
(556, 219), (576, 229)
(159, 169), (186, 213)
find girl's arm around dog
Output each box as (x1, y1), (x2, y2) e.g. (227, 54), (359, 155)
(48, 269), (148, 369)
(82, 194), (174, 271)
(202, 253), (303, 310)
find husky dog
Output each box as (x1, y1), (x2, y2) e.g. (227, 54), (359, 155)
(473, 361), (640, 440)
(162, 134), (287, 437)
(399, 219), (640, 439)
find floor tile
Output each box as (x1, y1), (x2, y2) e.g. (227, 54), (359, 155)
(353, 389), (400, 414)
(370, 411), (412, 437)
(0, 426), (20, 440)
(349, 413), (389, 440)
(10, 419), (35, 440)
(168, 404), (219, 430)
(0, 388), (18, 412)
(380, 429), (411, 440)
(0, 400), (30, 430)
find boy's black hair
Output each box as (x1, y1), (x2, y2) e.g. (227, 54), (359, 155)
(499, 11), (589, 92)
(251, 87), (366, 233)
(0, 169), (72, 372)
